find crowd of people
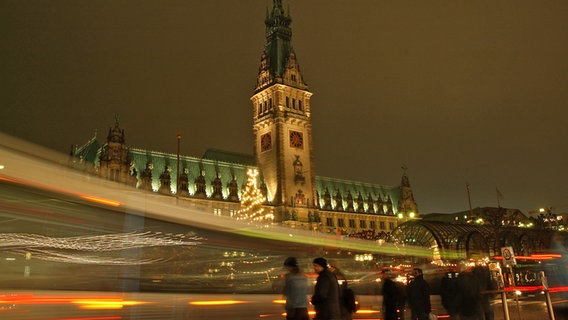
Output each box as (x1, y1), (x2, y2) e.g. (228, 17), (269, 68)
(281, 256), (496, 320)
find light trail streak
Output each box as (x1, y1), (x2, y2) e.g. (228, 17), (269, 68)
(0, 231), (200, 251)
(233, 227), (440, 258)
(0, 293), (150, 311)
(0, 231), (202, 265)
(80, 195), (121, 207)
(73, 299), (152, 309)
(189, 300), (251, 306)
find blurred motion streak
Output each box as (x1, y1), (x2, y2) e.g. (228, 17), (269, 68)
(79, 195), (121, 207)
(59, 317), (122, 320)
(73, 299), (152, 309)
(0, 294), (149, 310)
(189, 300), (250, 306)
(0, 232), (201, 264)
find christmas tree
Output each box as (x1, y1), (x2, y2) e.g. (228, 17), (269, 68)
(237, 169), (272, 221)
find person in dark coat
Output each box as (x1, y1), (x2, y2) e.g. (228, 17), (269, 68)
(406, 268), (432, 320)
(329, 264), (352, 320)
(472, 265), (495, 320)
(440, 270), (460, 320)
(311, 257), (341, 320)
(381, 270), (399, 320)
(456, 267), (483, 320)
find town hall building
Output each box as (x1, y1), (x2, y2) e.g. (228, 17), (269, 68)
(73, 0), (419, 238)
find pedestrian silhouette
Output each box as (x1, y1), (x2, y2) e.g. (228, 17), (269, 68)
(282, 257), (309, 320)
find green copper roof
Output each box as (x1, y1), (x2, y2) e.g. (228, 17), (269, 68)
(129, 148), (251, 197)
(315, 176), (401, 214)
(74, 135), (100, 163)
(74, 137), (403, 210)
(202, 149), (256, 166)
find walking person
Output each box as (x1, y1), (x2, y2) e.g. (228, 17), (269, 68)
(456, 266), (483, 320)
(406, 268), (432, 320)
(472, 265), (495, 320)
(311, 257), (341, 320)
(381, 270), (400, 320)
(282, 257), (310, 320)
(440, 270), (460, 320)
(329, 264), (356, 320)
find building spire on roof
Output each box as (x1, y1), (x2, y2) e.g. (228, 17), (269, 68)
(265, 0), (292, 77)
(273, 0), (283, 13)
(255, 0), (307, 92)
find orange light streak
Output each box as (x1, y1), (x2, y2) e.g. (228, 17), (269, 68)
(73, 299), (151, 310)
(189, 300), (251, 306)
(0, 294), (147, 310)
(80, 195), (121, 207)
(60, 317), (122, 320)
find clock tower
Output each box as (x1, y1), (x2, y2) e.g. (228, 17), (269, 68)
(251, 0), (316, 222)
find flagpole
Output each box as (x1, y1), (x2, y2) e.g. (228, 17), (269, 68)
(496, 187), (501, 208)
(466, 182), (473, 218)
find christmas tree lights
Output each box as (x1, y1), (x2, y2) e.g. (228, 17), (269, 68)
(237, 169), (273, 222)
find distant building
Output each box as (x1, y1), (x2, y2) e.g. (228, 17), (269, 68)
(422, 207), (529, 226)
(72, 0), (419, 237)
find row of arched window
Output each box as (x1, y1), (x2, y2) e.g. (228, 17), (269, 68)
(257, 96), (304, 115)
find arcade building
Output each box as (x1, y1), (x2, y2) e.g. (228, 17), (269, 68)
(72, 0), (419, 239)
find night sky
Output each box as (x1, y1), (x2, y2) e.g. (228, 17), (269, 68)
(2, 1), (567, 215)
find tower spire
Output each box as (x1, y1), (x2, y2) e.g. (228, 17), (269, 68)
(265, 0), (292, 77)
(255, 0), (307, 92)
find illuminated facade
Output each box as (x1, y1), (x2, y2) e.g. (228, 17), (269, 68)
(73, 0), (419, 237)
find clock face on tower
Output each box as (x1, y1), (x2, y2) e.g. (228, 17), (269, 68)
(289, 130), (304, 149)
(260, 133), (272, 152)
